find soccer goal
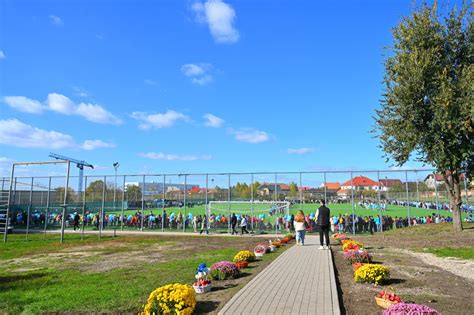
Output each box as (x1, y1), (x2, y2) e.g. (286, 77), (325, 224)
(207, 200), (290, 233)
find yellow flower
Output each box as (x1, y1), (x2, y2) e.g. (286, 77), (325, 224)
(354, 264), (390, 285)
(140, 283), (196, 315)
(233, 250), (256, 262)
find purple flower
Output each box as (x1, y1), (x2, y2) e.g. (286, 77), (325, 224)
(210, 261), (240, 280)
(383, 303), (441, 315)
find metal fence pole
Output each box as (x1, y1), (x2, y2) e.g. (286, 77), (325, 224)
(60, 161), (71, 244)
(251, 173), (254, 231)
(350, 172), (355, 235)
(121, 175), (126, 231)
(405, 171), (411, 226)
(183, 175), (187, 232)
(162, 175), (166, 232)
(434, 173), (440, 218)
(377, 171), (383, 234)
(273, 173), (278, 204)
(26, 177), (34, 240)
(205, 174), (208, 232)
(324, 172), (327, 202)
(99, 175), (106, 239)
(4, 165), (15, 243)
(299, 172), (303, 209)
(463, 174), (469, 207)
(43, 177), (51, 239)
(227, 173), (231, 234)
(81, 176), (87, 240)
(141, 175), (145, 231)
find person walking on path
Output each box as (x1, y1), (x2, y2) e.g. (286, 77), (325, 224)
(231, 213), (238, 235)
(315, 199), (331, 250)
(293, 210), (307, 245)
(240, 215), (249, 235)
(199, 214), (209, 235)
(73, 212), (80, 231)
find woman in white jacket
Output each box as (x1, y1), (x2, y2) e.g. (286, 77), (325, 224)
(293, 210), (307, 245)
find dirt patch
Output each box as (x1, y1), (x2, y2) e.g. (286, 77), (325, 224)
(333, 225), (474, 315)
(394, 248), (474, 282)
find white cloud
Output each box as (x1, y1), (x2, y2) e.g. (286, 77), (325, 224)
(192, 75), (213, 85)
(49, 14), (63, 25)
(3, 93), (121, 125)
(76, 102), (122, 125)
(144, 79), (158, 86)
(203, 113), (224, 128)
(0, 50), (5, 59)
(0, 119), (115, 150)
(192, 0), (239, 44)
(139, 152), (212, 161)
(72, 86), (88, 97)
(131, 110), (189, 130)
(287, 147), (315, 155)
(229, 128), (270, 144)
(181, 64), (207, 77)
(81, 140), (116, 151)
(3, 96), (44, 114)
(47, 93), (76, 114)
(181, 63), (213, 85)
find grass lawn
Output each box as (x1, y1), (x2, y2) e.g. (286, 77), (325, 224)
(422, 247), (474, 260)
(0, 233), (288, 314)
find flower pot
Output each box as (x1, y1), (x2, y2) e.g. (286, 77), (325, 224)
(254, 251), (264, 258)
(374, 296), (399, 309)
(352, 263), (364, 272)
(193, 283), (212, 294)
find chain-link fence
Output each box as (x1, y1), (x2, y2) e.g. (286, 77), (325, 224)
(2, 169), (472, 242)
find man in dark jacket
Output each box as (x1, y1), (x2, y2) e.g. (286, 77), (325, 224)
(316, 199), (330, 249)
(231, 213), (238, 235)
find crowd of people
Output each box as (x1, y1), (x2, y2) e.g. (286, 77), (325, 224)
(5, 197), (473, 233)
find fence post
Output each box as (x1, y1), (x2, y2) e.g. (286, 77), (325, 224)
(60, 161), (71, 244)
(251, 173), (254, 231)
(26, 177), (34, 240)
(121, 175), (126, 231)
(350, 172), (355, 235)
(44, 177), (51, 239)
(162, 175), (166, 232)
(183, 175), (187, 232)
(434, 173), (440, 219)
(81, 176), (87, 240)
(405, 171), (411, 226)
(141, 175), (145, 231)
(227, 173), (231, 234)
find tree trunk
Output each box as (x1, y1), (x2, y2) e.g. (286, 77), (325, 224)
(443, 172), (464, 233)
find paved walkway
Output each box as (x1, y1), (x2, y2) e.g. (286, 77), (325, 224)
(219, 235), (341, 315)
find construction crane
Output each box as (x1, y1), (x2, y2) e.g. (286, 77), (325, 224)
(49, 153), (94, 193)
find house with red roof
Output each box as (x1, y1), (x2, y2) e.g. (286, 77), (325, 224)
(340, 176), (382, 191)
(320, 182), (341, 191)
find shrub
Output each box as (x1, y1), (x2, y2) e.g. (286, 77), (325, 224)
(342, 240), (364, 252)
(354, 264), (390, 285)
(271, 241), (281, 248)
(210, 261), (240, 280)
(140, 283), (196, 315)
(233, 250), (256, 262)
(383, 303), (441, 315)
(342, 250), (372, 264)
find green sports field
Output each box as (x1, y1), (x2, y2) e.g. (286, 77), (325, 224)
(104, 202), (457, 219)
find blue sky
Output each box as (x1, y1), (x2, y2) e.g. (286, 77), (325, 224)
(0, 0), (445, 179)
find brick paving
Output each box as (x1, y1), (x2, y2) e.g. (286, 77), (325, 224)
(219, 235), (341, 315)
